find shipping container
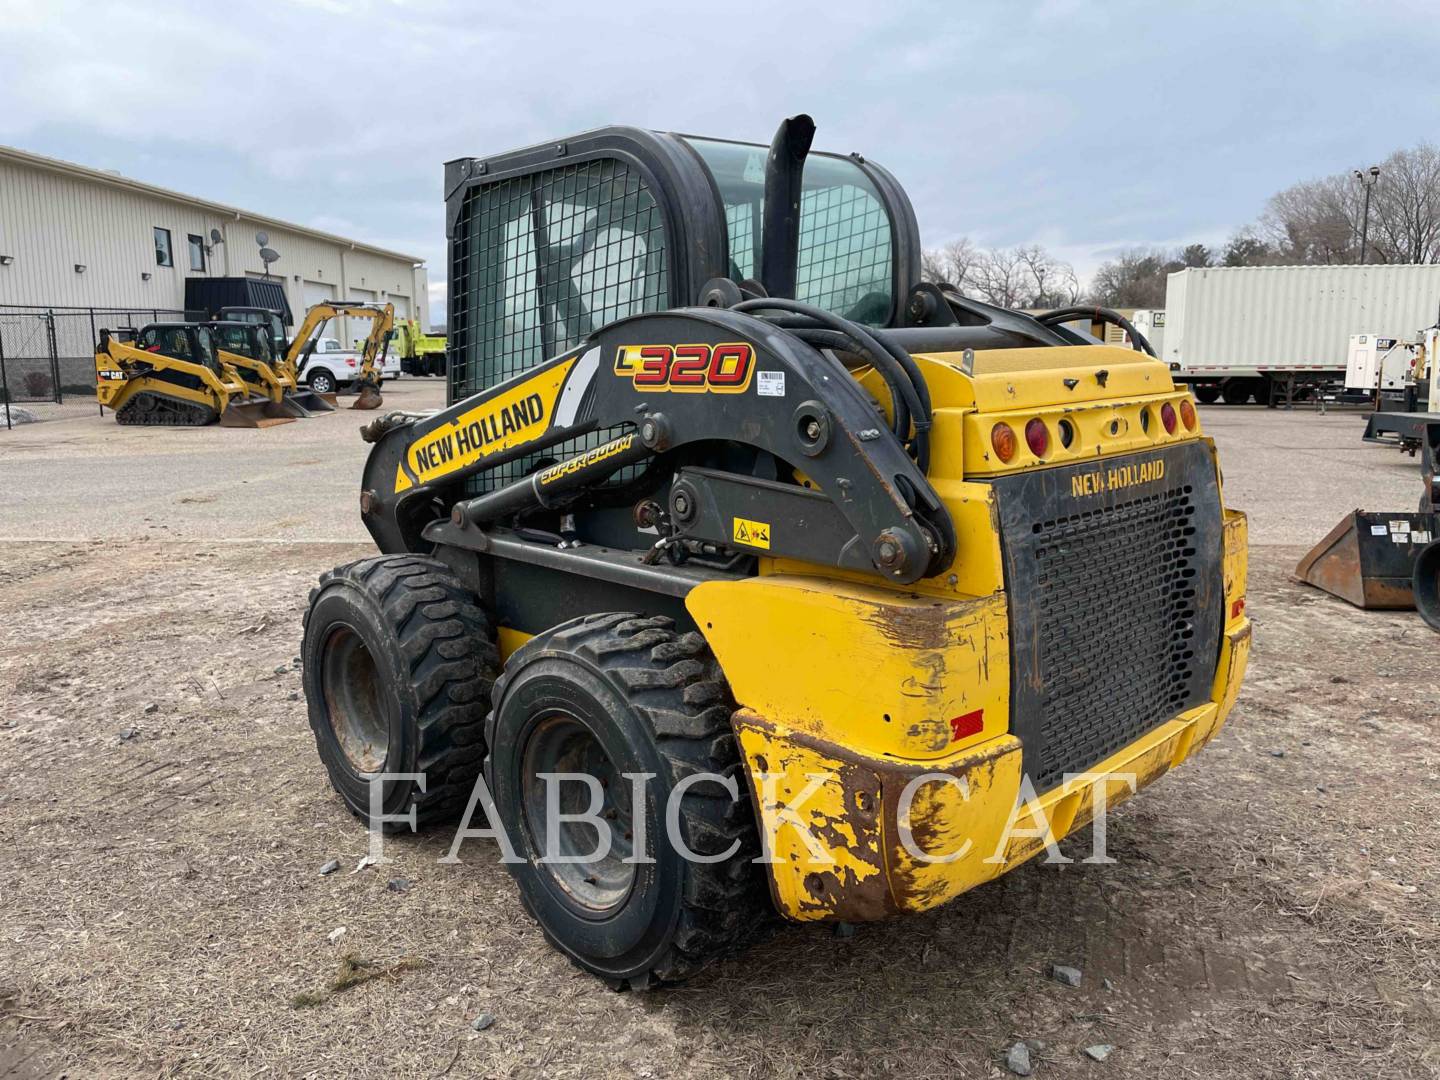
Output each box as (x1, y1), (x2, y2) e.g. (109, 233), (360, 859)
(1164, 265), (1440, 401)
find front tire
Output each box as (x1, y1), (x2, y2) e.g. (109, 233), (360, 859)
(485, 613), (769, 988)
(302, 555), (499, 828)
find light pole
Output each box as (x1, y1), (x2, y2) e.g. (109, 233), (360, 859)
(1354, 165), (1381, 263)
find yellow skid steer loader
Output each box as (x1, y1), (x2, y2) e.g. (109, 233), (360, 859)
(206, 320), (335, 418)
(299, 115), (1250, 989)
(95, 322), (294, 427)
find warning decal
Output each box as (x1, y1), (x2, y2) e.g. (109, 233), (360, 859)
(732, 516), (771, 550)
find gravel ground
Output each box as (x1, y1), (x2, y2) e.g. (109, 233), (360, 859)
(1, 401), (1437, 1078)
(0, 377), (446, 543)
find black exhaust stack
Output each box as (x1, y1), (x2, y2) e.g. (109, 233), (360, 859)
(759, 114), (815, 300)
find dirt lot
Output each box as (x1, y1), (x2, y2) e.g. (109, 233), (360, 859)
(1, 401), (1437, 1078)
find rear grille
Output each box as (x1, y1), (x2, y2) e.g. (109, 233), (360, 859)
(995, 443), (1223, 793)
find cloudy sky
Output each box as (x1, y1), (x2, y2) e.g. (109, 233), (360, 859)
(2, 0), (1436, 323)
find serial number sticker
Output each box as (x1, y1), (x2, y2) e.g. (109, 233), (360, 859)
(1391, 533), (1410, 544)
(757, 371), (786, 397)
(1413, 530), (1432, 543)
(732, 516), (771, 549)
(1389, 520), (1409, 532)
(1370, 525), (1388, 536)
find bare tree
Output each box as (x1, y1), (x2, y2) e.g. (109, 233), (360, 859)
(1089, 247), (1178, 308)
(920, 238), (979, 290)
(1257, 175), (1360, 264)
(965, 248), (1030, 308)
(1369, 142), (1440, 264)
(1014, 244), (1080, 307)
(1240, 142), (1440, 266)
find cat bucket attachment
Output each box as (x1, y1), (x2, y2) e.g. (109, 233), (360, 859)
(218, 397), (299, 429)
(1295, 511), (1437, 609)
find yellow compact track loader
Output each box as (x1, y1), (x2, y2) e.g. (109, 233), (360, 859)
(96, 322), (295, 427)
(300, 116), (1251, 989)
(206, 320), (336, 418)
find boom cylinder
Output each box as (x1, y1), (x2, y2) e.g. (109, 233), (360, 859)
(451, 432), (649, 527)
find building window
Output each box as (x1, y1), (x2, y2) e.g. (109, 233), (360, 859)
(154, 227), (173, 267)
(187, 234), (205, 272)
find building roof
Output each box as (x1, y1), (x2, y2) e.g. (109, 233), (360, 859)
(0, 143), (425, 265)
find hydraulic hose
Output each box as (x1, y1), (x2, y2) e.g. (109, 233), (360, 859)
(733, 298), (931, 472)
(1035, 305), (1157, 357)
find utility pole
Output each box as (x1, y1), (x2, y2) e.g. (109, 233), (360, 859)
(1354, 165), (1381, 263)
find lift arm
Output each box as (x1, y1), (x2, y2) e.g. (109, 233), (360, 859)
(357, 307), (954, 585)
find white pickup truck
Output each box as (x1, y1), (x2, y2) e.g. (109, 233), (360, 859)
(299, 336), (401, 395)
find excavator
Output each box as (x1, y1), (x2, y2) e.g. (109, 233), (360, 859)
(205, 320), (336, 418)
(95, 321), (296, 427)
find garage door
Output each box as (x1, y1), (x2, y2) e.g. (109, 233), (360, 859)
(346, 288), (376, 347)
(303, 280), (336, 309)
(387, 294), (411, 320)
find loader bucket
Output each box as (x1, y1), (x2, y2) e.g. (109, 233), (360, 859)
(219, 398), (299, 429)
(351, 384), (384, 410)
(1295, 510), (1437, 609)
(288, 389), (338, 413)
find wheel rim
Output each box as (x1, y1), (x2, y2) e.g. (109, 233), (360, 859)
(320, 625), (389, 774)
(520, 714), (636, 915)
(313, 375), (333, 393)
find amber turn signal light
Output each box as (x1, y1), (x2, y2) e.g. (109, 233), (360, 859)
(991, 422), (1018, 462)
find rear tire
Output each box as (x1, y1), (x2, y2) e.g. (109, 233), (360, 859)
(485, 613), (770, 988)
(302, 555), (499, 828)
(1193, 384), (1222, 405)
(1221, 380), (1252, 405)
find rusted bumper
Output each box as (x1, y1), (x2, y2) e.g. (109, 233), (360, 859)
(734, 613), (1252, 923)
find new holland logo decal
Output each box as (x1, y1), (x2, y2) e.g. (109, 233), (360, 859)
(1070, 457), (1166, 498)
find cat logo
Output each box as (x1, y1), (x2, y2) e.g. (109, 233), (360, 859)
(732, 516), (771, 549)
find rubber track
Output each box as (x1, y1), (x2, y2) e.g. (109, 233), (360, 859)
(114, 391), (218, 426)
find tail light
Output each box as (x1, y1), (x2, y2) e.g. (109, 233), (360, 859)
(1024, 418), (1049, 457)
(346, 358), (357, 368)
(1160, 402), (1177, 434)
(991, 423), (1018, 462)
(1180, 399), (1197, 430)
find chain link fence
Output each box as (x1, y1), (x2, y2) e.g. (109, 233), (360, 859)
(1, 305), (186, 427)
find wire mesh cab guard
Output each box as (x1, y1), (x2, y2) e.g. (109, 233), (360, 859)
(442, 122), (921, 492)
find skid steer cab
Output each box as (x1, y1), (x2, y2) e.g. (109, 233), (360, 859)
(96, 322), (294, 427)
(299, 114), (1250, 990)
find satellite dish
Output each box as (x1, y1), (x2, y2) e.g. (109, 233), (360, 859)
(255, 230), (270, 247)
(209, 228), (223, 244)
(259, 247), (280, 265)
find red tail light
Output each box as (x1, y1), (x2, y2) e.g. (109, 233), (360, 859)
(991, 423), (1018, 462)
(1180, 399), (1197, 430)
(1024, 418), (1049, 457)
(1160, 402), (1177, 434)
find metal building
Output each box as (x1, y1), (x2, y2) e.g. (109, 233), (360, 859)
(0, 143), (428, 330)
